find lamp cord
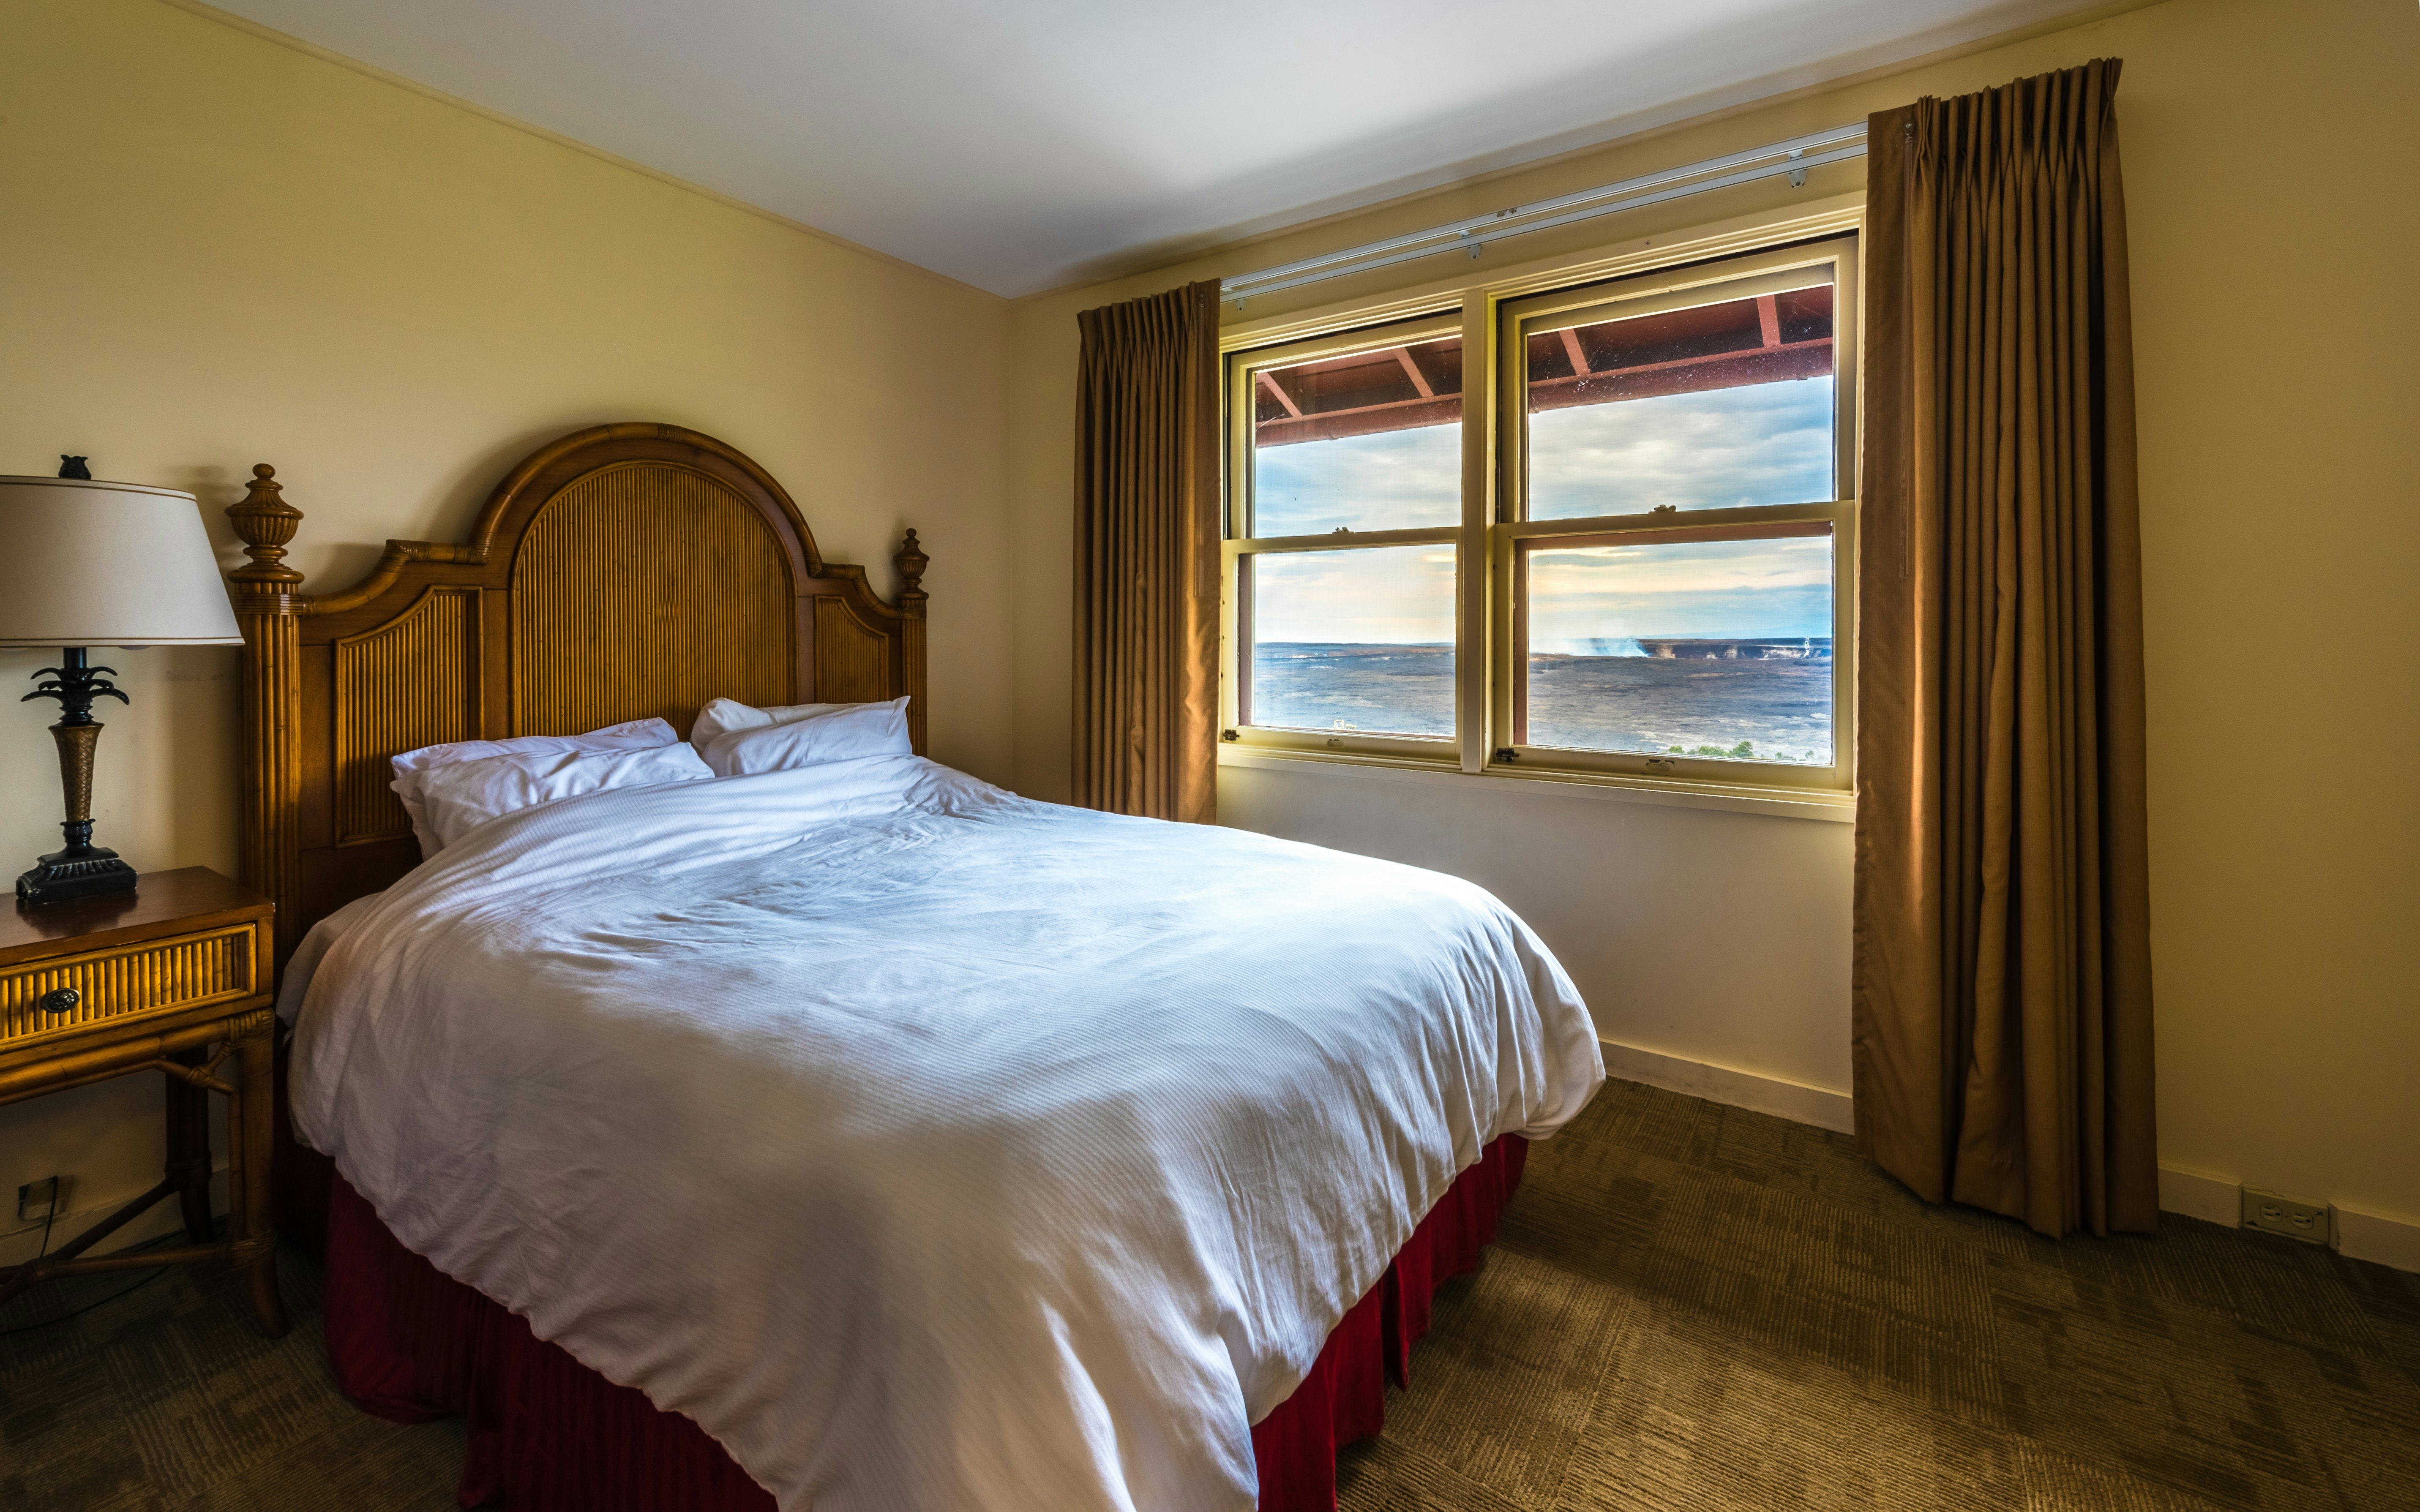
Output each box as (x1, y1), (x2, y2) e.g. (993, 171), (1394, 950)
(0, 1222), (195, 1338)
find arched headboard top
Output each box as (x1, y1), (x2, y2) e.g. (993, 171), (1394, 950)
(303, 423), (856, 615)
(225, 422), (929, 958)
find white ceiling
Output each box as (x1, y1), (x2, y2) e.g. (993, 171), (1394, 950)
(213, 0), (2082, 297)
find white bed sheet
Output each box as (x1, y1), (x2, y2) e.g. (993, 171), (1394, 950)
(286, 754), (1602, 1512)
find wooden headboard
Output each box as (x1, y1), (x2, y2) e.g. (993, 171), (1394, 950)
(224, 422), (928, 961)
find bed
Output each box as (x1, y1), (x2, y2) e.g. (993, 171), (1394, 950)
(227, 423), (1603, 1510)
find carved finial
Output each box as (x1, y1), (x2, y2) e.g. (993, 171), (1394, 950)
(226, 462), (305, 591)
(894, 528), (928, 603)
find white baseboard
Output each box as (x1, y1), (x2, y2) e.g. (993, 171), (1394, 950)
(2156, 1164), (2242, 1226)
(1600, 1039), (1855, 1134)
(2155, 1173), (2420, 1272)
(0, 1166), (229, 1270)
(2150, 1167), (2420, 1271)
(1597, 1042), (2420, 1273)
(2326, 1202), (2420, 1272)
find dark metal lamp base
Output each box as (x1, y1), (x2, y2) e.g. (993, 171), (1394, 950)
(20, 647), (143, 907)
(17, 846), (139, 906)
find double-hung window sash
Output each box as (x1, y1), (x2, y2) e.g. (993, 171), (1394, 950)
(1222, 235), (1858, 796)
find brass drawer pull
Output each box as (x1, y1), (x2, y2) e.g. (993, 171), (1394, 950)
(40, 987), (80, 1016)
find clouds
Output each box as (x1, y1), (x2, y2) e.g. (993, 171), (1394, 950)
(1242, 375), (1838, 646)
(1252, 423), (1460, 535)
(1250, 544), (1455, 644)
(1529, 535), (1833, 641)
(1248, 531), (1833, 647)
(1249, 376), (1833, 535)
(1530, 378), (1833, 517)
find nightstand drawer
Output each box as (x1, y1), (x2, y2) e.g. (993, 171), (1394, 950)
(0, 923), (261, 1048)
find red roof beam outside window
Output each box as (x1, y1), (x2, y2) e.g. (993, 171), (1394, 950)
(1526, 286), (1833, 413)
(1249, 286), (1832, 450)
(1252, 338), (1463, 448)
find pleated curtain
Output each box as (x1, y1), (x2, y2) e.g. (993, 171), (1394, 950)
(1853, 58), (2159, 1238)
(1071, 279), (1223, 823)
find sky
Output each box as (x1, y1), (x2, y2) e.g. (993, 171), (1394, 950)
(1252, 423), (1461, 536)
(1249, 375), (1836, 645)
(1531, 377), (1833, 517)
(1252, 544), (1456, 644)
(1526, 535), (1833, 647)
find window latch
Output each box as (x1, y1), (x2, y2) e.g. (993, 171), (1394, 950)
(1220, 729), (1239, 743)
(1493, 747), (1519, 763)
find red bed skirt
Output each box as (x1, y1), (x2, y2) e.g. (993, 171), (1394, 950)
(305, 1135), (1525, 1510)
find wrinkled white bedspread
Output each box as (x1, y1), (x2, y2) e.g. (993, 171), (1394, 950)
(287, 755), (1602, 1512)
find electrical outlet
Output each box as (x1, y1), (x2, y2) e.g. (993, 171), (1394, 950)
(16, 1174), (65, 1224)
(2242, 1186), (2332, 1245)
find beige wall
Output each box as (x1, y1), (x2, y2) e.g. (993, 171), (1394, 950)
(6, 0), (2413, 1262)
(0, 0), (1013, 1255)
(1008, 0), (2420, 1223)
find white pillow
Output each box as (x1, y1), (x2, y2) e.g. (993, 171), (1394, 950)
(700, 697), (911, 777)
(391, 717), (678, 858)
(689, 697), (850, 752)
(411, 742), (714, 853)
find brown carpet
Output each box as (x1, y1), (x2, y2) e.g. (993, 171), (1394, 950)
(1342, 1081), (2420, 1512)
(0, 1226), (462, 1511)
(5, 1079), (2415, 1510)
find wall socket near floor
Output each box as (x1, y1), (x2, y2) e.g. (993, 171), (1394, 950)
(16, 1174), (68, 1225)
(2242, 1186), (2334, 1245)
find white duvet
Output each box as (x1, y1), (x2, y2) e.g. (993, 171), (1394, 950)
(286, 755), (1602, 1512)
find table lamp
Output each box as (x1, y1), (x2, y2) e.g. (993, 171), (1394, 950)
(1, 460), (244, 904)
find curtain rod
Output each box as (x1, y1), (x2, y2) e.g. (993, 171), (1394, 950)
(1220, 124), (1867, 307)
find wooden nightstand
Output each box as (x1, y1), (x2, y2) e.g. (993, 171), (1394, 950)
(0, 866), (284, 1336)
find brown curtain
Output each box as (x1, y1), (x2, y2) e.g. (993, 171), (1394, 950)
(1853, 58), (2156, 1238)
(1071, 279), (1222, 823)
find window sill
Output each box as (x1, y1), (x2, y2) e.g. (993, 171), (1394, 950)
(1217, 745), (1856, 823)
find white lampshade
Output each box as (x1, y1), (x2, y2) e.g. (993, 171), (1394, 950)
(0, 476), (244, 648)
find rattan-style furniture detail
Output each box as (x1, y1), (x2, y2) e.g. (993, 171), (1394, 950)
(223, 422), (928, 961)
(0, 867), (284, 1336)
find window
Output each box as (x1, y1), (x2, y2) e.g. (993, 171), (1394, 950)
(1222, 237), (1857, 795)
(1495, 245), (1855, 789)
(1225, 318), (1465, 755)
